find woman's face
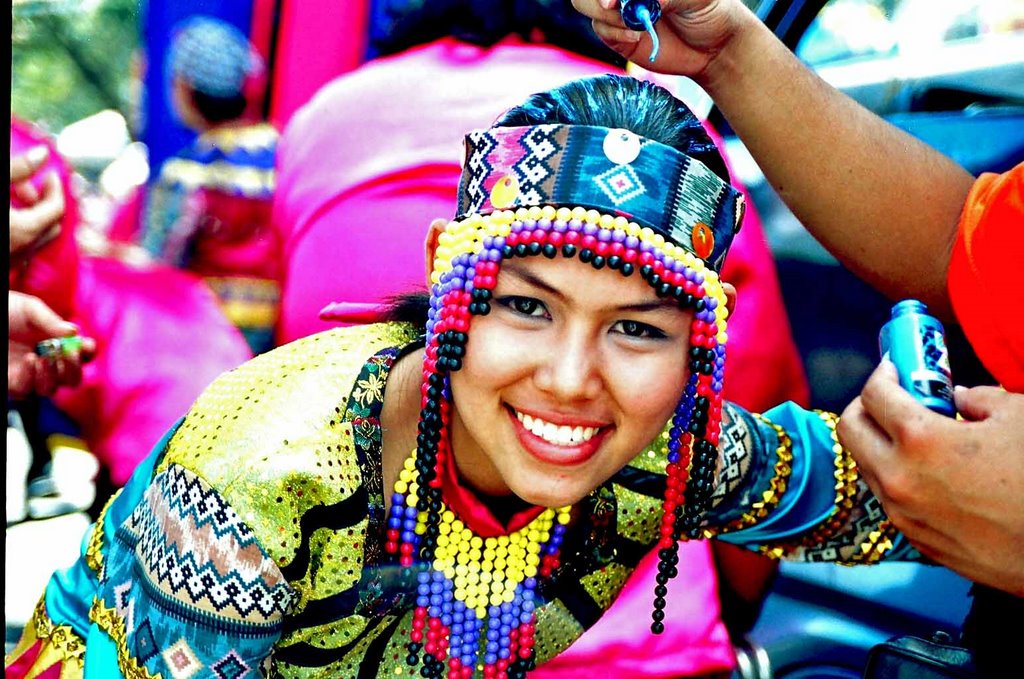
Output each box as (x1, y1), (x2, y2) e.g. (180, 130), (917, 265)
(447, 254), (694, 508)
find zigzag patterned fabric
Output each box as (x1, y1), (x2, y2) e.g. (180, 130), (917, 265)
(456, 125), (745, 271)
(97, 463), (294, 678)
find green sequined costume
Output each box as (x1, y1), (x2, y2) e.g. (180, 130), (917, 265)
(6, 323), (914, 678)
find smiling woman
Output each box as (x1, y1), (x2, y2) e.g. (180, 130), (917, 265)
(8, 74), (919, 679)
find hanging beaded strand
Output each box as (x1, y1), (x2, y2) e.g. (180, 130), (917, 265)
(384, 204), (730, 677)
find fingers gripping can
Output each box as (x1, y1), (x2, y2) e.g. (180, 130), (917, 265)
(878, 300), (956, 417)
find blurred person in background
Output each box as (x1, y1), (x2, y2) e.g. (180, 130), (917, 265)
(138, 15), (281, 354)
(9, 144), (94, 399)
(9, 116), (252, 504)
(272, 0), (809, 675)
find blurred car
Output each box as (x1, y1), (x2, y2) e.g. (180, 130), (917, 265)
(714, 0), (1024, 677)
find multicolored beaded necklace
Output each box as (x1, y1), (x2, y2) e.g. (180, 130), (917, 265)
(387, 451), (571, 679)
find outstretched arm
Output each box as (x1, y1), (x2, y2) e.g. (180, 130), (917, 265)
(573, 0), (975, 319)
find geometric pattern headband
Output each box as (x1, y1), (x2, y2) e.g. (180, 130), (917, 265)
(457, 124), (745, 271)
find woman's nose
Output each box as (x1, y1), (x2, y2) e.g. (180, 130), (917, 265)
(533, 330), (603, 402)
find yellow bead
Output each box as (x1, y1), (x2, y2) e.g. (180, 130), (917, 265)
(599, 214), (614, 229)
(540, 205), (556, 220)
(585, 209), (601, 224)
(527, 206), (542, 220)
(555, 207), (571, 222)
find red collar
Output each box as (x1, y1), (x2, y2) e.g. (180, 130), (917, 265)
(441, 450), (545, 537)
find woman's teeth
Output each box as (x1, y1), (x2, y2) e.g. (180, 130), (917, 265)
(516, 411), (598, 446)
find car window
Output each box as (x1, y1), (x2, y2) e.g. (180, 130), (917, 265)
(798, 0), (1024, 66)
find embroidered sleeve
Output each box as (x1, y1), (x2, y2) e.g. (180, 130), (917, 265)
(703, 401), (918, 563)
(90, 464), (296, 678)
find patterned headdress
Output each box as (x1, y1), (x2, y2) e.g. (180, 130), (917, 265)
(387, 123), (743, 677)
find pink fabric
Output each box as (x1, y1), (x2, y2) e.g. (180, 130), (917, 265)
(52, 256), (252, 486)
(268, 0), (369, 127)
(273, 38), (809, 676)
(10, 118), (253, 487)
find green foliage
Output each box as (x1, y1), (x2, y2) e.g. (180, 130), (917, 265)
(11, 0), (140, 135)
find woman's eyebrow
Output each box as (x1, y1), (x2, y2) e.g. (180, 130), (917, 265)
(500, 264), (565, 300)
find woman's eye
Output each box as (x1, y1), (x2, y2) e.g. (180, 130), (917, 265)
(613, 320), (666, 339)
(498, 296), (548, 318)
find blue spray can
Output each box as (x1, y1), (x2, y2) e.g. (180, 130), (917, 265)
(878, 299), (956, 417)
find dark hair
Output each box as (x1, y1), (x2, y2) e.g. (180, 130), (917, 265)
(495, 74), (730, 182)
(367, 0), (624, 67)
(190, 90), (248, 124)
(388, 74), (729, 326)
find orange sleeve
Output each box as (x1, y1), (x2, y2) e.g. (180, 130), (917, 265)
(947, 163), (1024, 392)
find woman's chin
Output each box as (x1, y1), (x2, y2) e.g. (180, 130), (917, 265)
(512, 484), (589, 510)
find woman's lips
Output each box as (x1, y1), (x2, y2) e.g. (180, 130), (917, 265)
(507, 407), (609, 466)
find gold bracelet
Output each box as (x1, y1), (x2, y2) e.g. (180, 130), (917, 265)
(707, 414), (793, 538)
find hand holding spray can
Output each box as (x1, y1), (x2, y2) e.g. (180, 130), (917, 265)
(878, 300), (956, 417)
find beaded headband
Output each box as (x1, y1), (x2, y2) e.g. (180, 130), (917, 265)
(387, 123), (737, 677)
(457, 124), (745, 272)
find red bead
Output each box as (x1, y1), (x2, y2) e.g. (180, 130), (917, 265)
(549, 231), (564, 246)
(411, 630), (423, 643)
(532, 229), (547, 243)
(609, 242), (625, 256)
(565, 230), (581, 245)
(581, 235), (597, 250)
(595, 241), (609, 256)
(506, 232), (519, 246)
(624, 249), (638, 263)
(639, 251), (654, 265)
